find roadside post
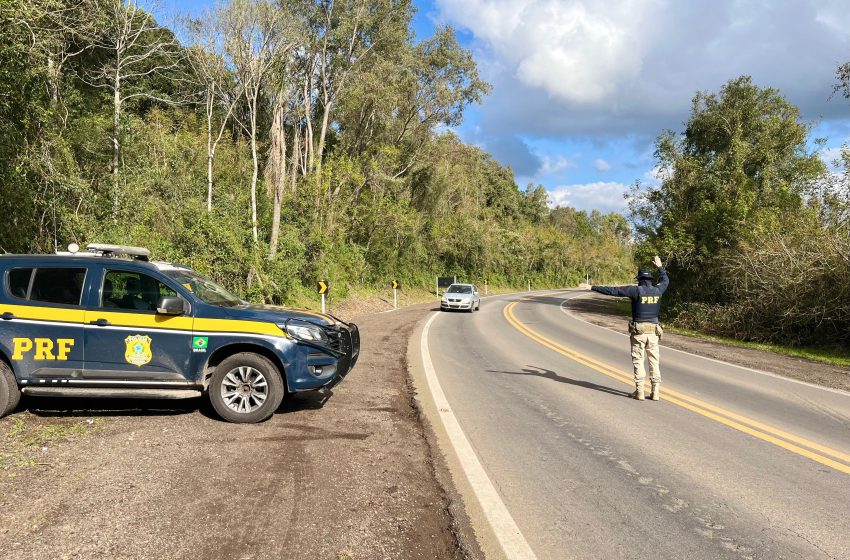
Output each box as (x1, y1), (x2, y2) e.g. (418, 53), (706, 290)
(527, 280), (531, 292)
(484, 279), (488, 296)
(392, 280), (399, 309)
(585, 272), (590, 284)
(317, 280), (329, 313)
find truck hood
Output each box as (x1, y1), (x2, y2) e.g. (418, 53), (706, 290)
(225, 304), (338, 327)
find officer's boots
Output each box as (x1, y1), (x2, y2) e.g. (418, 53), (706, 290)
(632, 384), (645, 401)
(650, 383), (660, 401)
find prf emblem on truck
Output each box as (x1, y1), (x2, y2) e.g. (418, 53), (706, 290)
(125, 335), (153, 367)
(11, 338), (76, 361)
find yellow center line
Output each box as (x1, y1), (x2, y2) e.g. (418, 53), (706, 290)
(507, 301), (850, 464)
(503, 299), (850, 475)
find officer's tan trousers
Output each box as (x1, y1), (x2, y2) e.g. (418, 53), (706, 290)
(630, 333), (660, 386)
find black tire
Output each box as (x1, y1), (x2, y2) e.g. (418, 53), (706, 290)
(208, 353), (285, 424)
(0, 361), (21, 418)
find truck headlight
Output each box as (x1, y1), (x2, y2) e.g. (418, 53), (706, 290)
(281, 322), (328, 342)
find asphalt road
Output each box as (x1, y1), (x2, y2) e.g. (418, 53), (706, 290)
(422, 290), (850, 560)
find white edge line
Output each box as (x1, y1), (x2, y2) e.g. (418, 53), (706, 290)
(421, 311), (538, 560)
(558, 293), (850, 398)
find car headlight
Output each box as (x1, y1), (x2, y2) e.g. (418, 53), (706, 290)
(280, 322), (328, 342)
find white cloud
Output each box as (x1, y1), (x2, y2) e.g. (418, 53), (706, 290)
(539, 154), (577, 175)
(593, 158), (611, 172)
(436, 0), (652, 105)
(435, 0), (850, 139)
(435, 0), (850, 201)
(547, 181), (630, 213)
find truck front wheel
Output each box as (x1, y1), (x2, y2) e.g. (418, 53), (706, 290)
(208, 353), (284, 423)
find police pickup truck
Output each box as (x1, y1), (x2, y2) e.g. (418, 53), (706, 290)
(0, 244), (359, 423)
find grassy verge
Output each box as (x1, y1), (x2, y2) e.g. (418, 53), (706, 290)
(608, 299), (850, 368)
(665, 326), (850, 368)
(1, 417), (105, 479)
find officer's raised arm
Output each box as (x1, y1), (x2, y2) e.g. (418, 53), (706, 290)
(653, 255), (670, 294)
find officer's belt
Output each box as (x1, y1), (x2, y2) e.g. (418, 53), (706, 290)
(629, 321), (660, 335)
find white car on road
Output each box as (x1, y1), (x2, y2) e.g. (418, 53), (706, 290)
(440, 284), (480, 312)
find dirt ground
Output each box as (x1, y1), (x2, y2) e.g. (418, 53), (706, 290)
(0, 303), (477, 560)
(567, 294), (850, 392)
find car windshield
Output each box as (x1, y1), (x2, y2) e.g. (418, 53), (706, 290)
(447, 285), (473, 294)
(162, 269), (243, 307)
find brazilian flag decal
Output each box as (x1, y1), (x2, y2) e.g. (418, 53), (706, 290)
(192, 336), (209, 352)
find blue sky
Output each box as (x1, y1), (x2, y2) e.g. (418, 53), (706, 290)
(158, 0), (850, 214)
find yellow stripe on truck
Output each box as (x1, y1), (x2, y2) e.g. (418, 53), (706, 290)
(0, 304), (86, 324)
(1, 304), (285, 337)
(193, 317), (285, 336)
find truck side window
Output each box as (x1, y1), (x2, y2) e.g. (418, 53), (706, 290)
(8, 268), (33, 299)
(102, 270), (177, 312)
(29, 268), (87, 306)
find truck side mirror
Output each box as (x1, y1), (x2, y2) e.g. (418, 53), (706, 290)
(157, 296), (185, 315)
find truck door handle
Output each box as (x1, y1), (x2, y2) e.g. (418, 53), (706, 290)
(89, 318), (111, 326)
(1, 312), (14, 320)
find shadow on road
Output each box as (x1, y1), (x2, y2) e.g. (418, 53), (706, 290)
(489, 366), (632, 398)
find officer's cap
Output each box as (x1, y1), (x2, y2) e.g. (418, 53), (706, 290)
(636, 268), (654, 281)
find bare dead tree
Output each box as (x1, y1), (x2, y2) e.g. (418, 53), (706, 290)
(265, 79), (293, 259)
(311, 0), (379, 181)
(14, 0), (98, 124)
(264, 5), (311, 259)
(80, 0), (183, 212)
(220, 0), (289, 244)
(183, 13), (245, 212)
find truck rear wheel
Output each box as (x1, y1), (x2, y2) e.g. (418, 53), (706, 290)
(208, 353), (284, 424)
(0, 361), (21, 418)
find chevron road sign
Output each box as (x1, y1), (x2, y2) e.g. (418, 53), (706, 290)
(317, 280), (329, 313)
(392, 280), (400, 309)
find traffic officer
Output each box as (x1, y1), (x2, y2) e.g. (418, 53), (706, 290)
(578, 256), (669, 401)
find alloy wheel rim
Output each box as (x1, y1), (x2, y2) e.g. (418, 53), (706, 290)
(221, 366), (269, 413)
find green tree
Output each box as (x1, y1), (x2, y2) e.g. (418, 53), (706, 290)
(631, 76), (825, 302)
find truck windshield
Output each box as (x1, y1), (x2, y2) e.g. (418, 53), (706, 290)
(162, 269), (243, 307)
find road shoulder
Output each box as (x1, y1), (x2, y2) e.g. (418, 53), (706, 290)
(407, 309), (500, 560)
(0, 303), (474, 560)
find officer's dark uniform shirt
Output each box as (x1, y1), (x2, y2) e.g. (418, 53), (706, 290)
(591, 267), (669, 324)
